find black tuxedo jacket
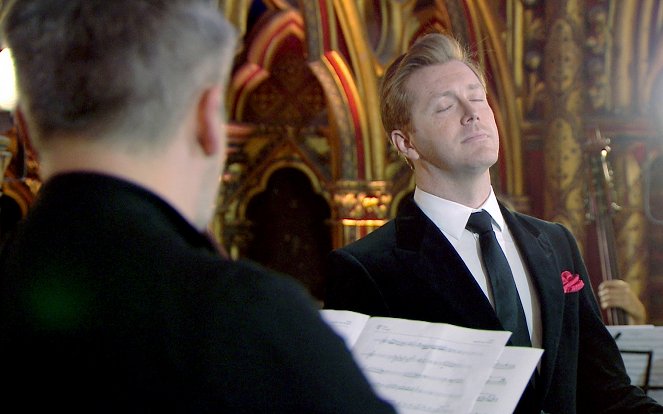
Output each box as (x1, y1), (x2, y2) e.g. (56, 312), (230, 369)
(0, 173), (396, 413)
(325, 197), (662, 413)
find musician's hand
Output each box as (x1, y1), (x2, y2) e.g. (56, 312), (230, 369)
(598, 280), (647, 325)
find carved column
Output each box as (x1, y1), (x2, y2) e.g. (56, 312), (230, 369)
(543, 0), (587, 253)
(331, 180), (392, 247)
(613, 146), (649, 300)
(217, 220), (253, 260)
(215, 123), (253, 259)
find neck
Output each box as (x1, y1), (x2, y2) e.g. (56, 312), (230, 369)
(39, 137), (209, 230)
(414, 169), (491, 208)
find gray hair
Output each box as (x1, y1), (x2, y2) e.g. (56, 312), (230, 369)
(1, 0), (236, 150)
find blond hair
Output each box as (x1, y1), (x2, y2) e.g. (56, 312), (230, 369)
(379, 33), (485, 135)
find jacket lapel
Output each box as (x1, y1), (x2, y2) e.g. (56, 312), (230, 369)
(394, 198), (501, 329)
(501, 205), (564, 394)
(393, 198), (565, 401)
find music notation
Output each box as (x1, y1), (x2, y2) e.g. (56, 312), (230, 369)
(321, 310), (543, 414)
(606, 325), (663, 402)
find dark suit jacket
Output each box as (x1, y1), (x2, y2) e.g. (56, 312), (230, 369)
(325, 197), (663, 414)
(0, 173), (396, 413)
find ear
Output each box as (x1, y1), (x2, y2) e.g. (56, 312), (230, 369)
(196, 85), (223, 156)
(390, 129), (420, 162)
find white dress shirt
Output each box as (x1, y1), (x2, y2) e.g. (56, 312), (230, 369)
(413, 186), (542, 348)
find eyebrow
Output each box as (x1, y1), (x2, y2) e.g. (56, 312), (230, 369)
(467, 83), (484, 91)
(425, 83), (485, 105)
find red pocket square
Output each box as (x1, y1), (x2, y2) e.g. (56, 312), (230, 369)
(561, 271), (584, 293)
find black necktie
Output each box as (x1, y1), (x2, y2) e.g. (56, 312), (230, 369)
(466, 210), (531, 347)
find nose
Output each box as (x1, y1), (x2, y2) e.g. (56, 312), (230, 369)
(462, 110), (479, 124)
(461, 99), (479, 124)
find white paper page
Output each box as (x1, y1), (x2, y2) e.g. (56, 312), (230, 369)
(648, 389), (663, 404)
(470, 346), (544, 414)
(351, 316), (510, 414)
(605, 325), (663, 390)
(320, 309), (371, 348)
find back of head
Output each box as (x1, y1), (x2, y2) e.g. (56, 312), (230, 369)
(380, 33), (485, 135)
(1, 0), (236, 152)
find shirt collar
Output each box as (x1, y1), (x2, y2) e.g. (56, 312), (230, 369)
(413, 186), (505, 240)
(481, 190), (505, 232)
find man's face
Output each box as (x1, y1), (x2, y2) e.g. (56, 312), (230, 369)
(400, 60), (499, 180)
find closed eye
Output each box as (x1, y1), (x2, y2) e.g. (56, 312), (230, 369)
(435, 104), (453, 113)
(469, 96), (485, 102)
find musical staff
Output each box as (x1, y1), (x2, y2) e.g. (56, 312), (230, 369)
(321, 310), (542, 414)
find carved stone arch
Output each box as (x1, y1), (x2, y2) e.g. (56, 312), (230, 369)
(243, 164), (333, 301)
(300, 0), (380, 181)
(228, 9), (306, 121)
(219, 6), (336, 260)
(238, 159), (330, 220)
(2, 184), (31, 216)
(308, 53), (364, 180)
(0, 124), (39, 241)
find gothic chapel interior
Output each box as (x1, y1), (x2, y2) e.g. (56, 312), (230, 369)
(2, 0), (663, 324)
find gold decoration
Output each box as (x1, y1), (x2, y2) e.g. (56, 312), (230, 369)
(333, 180), (391, 220)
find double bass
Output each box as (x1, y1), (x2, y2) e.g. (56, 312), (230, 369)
(586, 129), (629, 325)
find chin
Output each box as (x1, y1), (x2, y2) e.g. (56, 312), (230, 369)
(472, 150), (498, 168)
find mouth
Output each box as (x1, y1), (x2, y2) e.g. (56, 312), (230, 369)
(462, 132), (489, 143)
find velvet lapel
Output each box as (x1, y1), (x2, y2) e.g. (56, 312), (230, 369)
(393, 198), (501, 329)
(500, 205), (564, 395)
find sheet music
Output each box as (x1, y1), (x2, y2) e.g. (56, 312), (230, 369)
(321, 310), (542, 413)
(649, 389), (663, 404)
(470, 346), (543, 414)
(605, 325), (663, 388)
(320, 309), (370, 348)
(353, 317), (509, 414)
